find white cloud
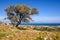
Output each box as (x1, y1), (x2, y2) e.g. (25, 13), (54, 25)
(0, 16), (60, 23)
(0, 16), (10, 23)
(0, 16), (5, 21)
(31, 16), (60, 23)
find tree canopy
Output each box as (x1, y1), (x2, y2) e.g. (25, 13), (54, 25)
(5, 4), (39, 27)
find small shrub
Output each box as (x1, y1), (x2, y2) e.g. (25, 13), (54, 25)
(35, 36), (44, 40)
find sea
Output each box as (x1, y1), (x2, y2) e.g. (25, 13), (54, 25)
(21, 23), (60, 26)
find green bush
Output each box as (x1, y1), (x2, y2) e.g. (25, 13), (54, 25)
(35, 36), (44, 40)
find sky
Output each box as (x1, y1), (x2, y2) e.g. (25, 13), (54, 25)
(0, 0), (60, 23)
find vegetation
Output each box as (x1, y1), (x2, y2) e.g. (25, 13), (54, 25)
(4, 4), (39, 27)
(33, 26), (60, 31)
(35, 36), (44, 40)
(17, 26), (60, 31)
(0, 23), (60, 40)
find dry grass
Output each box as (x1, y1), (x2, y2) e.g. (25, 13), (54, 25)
(0, 23), (60, 40)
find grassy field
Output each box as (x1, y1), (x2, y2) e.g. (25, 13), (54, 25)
(0, 23), (60, 40)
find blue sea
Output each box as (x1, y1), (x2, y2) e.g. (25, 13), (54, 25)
(21, 23), (60, 26)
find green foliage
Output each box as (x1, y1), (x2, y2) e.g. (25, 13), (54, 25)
(31, 8), (38, 14)
(0, 31), (14, 38)
(35, 36), (44, 40)
(0, 31), (7, 37)
(33, 27), (60, 31)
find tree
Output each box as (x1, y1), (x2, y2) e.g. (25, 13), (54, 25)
(5, 4), (39, 27)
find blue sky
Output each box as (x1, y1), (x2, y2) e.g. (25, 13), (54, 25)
(0, 0), (60, 23)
